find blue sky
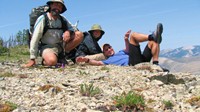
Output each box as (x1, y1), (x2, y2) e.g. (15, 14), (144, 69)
(0, 0), (200, 51)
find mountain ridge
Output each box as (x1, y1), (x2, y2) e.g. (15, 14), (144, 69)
(159, 45), (200, 75)
(160, 45), (200, 58)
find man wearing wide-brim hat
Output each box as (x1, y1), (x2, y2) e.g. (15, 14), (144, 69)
(75, 24), (106, 61)
(46, 0), (67, 14)
(24, 0), (83, 67)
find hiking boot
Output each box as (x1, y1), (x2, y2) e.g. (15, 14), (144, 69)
(152, 23), (163, 44)
(154, 63), (169, 73)
(161, 67), (169, 73)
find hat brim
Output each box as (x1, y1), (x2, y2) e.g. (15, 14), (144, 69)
(88, 30), (105, 35)
(47, 1), (67, 13)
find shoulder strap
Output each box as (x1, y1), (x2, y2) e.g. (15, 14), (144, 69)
(59, 15), (68, 32)
(43, 13), (49, 36)
(42, 14), (68, 36)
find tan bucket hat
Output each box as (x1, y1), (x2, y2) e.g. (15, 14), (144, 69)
(47, 0), (67, 13)
(88, 24), (105, 35)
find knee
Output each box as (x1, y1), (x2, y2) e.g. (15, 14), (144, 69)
(75, 31), (83, 39)
(130, 32), (136, 38)
(75, 31), (84, 43)
(44, 57), (57, 66)
(130, 32), (138, 45)
(148, 41), (159, 49)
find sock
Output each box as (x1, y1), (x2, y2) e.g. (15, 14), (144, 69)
(148, 34), (154, 41)
(153, 61), (159, 65)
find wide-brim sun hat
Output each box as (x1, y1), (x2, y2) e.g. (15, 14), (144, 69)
(88, 24), (105, 35)
(47, 0), (67, 13)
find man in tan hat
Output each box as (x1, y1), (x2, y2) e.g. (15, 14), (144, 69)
(23, 0), (83, 67)
(75, 24), (106, 61)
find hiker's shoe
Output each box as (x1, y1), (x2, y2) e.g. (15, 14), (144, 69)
(154, 63), (169, 73)
(152, 23), (163, 44)
(159, 65), (169, 73)
(161, 67), (169, 73)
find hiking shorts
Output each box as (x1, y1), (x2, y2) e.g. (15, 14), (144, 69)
(128, 43), (152, 66)
(40, 44), (63, 57)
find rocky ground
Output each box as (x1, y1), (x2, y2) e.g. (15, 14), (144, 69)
(0, 62), (200, 112)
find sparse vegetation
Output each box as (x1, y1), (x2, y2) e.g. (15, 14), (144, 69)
(38, 84), (62, 96)
(100, 66), (110, 72)
(5, 101), (18, 111)
(0, 45), (29, 62)
(162, 100), (173, 109)
(0, 101), (18, 112)
(38, 84), (54, 91)
(78, 70), (90, 75)
(79, 83), (101, 97)
(0, 72), (16, 77)
(0, 29), (29, 62)
(113, 91), (145, 111)
(186, 96), (200, 106)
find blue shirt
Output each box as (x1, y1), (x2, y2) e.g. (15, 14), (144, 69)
(102, 50), (129, 66)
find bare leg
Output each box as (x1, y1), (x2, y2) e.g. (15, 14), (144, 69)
(65, 31), (83, 52)
(147, 41), (160, 62)
(129, 31), (160, 64)
(129, 32), (149, 46)
(42, 51), (58, 66)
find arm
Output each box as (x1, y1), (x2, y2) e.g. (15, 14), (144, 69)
(30, 15), (45, 59)
(23, 15), (45, 67)
(76, 57), (104, 66)
(124, 30), (131, 53)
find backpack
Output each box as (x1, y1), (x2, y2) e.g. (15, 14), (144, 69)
(29, 5), (49, 35)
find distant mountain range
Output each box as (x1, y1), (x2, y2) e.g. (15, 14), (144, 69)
(159, 45), (200, 75)
(160, 45), (200, 58)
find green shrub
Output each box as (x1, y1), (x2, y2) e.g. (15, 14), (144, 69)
(5, 101), (18, 111)
(0, 46), (9, 55)
(162, 100), (173, 109)
(113, 91), (145, 111)
(78, 71), (90, 75)
(80, 83), (101, 97)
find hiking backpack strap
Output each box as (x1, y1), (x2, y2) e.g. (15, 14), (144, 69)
(43, 13), (68, 36)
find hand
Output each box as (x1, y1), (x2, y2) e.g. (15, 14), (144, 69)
(22, 59), (36, 68)
(63, 31), (71, 42)
(76, 57), (88, 63)
(124, 30), (131, 40)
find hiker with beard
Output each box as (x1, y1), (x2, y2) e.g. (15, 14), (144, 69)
(75, 24), (106, 61)
(24, 0), (83, 67)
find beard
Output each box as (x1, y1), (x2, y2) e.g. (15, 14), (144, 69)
(51, 8), (61, 16)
